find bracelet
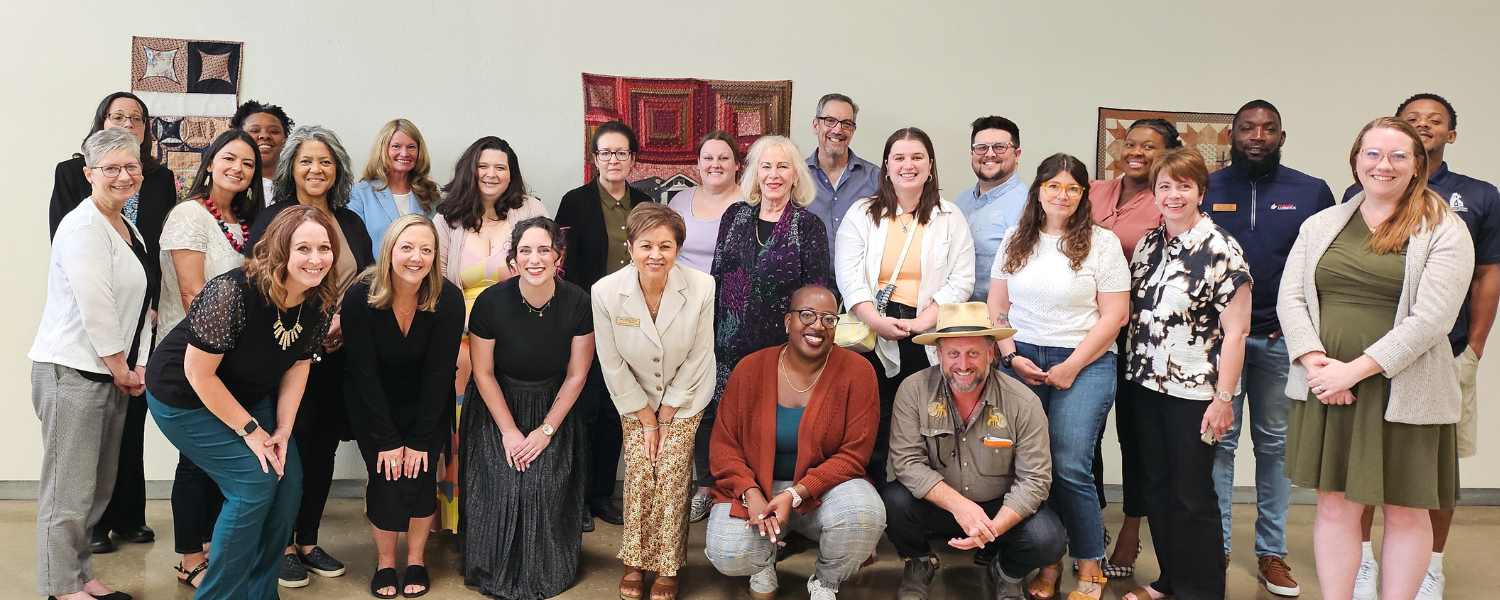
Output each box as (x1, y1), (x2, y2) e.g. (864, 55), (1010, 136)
(642, 425), (659, 432)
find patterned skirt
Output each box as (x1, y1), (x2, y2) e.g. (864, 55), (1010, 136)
(458, 374), (586, 599)
(619, 413), (702, 574)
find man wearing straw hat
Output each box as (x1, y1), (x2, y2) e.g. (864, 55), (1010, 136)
(882, 302), (1066, 600)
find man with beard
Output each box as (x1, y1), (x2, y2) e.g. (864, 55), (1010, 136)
(1342, 93), (1500, 600)
(1202, 99), (1333, 597)
(806, 93), (880, 260)
(954, 117), (1026, 302)
(882, 302), (1065, 600)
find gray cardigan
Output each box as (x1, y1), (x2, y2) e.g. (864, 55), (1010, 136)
(1276, 193), (1474, 424)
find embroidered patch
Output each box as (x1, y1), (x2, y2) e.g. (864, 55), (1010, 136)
(1450, 193), (1468, 212)
(928, 402), (947, 418)
(987, 407), (1006, 429)
(1270, 203), (1297, 210)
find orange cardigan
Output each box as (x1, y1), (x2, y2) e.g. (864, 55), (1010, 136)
(709, 345), (880, 519)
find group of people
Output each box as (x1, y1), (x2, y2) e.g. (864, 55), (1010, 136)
(29, 87), (1491, 600)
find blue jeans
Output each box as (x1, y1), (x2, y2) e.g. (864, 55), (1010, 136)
(1211, 334), (1290, 558)
(1002, 342), (1116, 561)
(149, 394), (302, 600)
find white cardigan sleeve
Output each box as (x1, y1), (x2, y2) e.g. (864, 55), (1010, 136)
(835, 200), (877, 309)
(929, 206), (975, 307)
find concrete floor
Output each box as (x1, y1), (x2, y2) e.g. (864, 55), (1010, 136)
(4, 500), (1494, 599)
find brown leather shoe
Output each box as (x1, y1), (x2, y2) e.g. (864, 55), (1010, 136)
(619, 565), (644, 600)
(1258, 555), (1301, 597)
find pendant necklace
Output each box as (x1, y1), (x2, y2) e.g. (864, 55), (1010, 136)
(273, 305), (304, 350)
(522, 292), (554, 317)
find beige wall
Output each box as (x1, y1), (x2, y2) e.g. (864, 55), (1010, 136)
(4, 0), (1499, 486)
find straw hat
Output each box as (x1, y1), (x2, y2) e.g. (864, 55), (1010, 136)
(912, 302), (1017, 345)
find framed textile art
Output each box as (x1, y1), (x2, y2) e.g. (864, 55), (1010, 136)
(582, 73), (793, 202)
(131, 36), (244, 193)
(1095, 107), (1235, 181)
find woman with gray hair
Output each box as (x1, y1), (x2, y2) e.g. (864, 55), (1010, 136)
(31, 127), (158, 600)
(246, 125), (375, 589)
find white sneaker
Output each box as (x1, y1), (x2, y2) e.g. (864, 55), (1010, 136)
(1352, 554), (1379, 600)
(749, 565), (778, 599)
(1416, 570), (1445, 600)
(807, 574), (838, 600)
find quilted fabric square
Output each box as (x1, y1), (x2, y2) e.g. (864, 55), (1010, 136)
(149, 116), (233, 194)
(1096, 107), (1233, 180)
(186, 41), (241, 94)
(131, 37), (188, 93)
(581, 73), (792, 202)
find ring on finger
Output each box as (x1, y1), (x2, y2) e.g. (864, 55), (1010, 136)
(1313, 385), (1324, 393)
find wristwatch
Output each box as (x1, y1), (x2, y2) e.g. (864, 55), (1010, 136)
(541, 422), (556, 437)
(1214, 390), (1234, 403)
(234, 418), (260, 437)
(1000, 352), (1018, 370)
(787, 487), (803, 508)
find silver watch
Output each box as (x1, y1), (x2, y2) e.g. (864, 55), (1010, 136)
(1214, 390), (1233, 403)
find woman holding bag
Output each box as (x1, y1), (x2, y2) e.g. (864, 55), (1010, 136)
(834, 127), (974, 488)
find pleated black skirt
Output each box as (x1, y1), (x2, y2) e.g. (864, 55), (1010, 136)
(458, 374), (585, 599)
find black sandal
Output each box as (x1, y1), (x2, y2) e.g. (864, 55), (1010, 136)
(174, 560), (208, 588)
(371, 567), (400, 599)
(402, 565), (430, 598)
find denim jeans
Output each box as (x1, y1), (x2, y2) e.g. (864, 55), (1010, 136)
(149, 394), (302, 600)
(1001, 342), (1116, 561)
(1211, 334), (1290, 558)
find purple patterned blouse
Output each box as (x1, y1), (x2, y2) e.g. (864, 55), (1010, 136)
(711, 201), (833, 398)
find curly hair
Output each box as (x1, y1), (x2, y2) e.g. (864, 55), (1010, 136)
(230, 100), (294, 133)
(999, 154), (1095, 275)
(245, 204), (343, 313)
(435, 136), (531, 232)
(272, 126), (355, 209)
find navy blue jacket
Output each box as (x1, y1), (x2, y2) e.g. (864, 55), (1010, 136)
(1343, 162), (1500, 355)
(1206, 164), (1336, 335)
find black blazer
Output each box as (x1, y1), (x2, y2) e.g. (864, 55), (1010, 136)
(243, 199), (376, 270)
(554, 177), (652, 289)
(49, 155), (176, 272)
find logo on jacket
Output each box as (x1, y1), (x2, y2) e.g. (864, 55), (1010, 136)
(1270, 204), (1297, 211)
(928, 401), (947, 418)
(986, 407), (1006, 429)
(1450, 193), (1468, 212)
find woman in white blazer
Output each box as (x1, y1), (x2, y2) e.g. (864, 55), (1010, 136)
(1278, 118), (1472, 600)
(592, 203), (715, 600)
(348, 119), (443, 248)
(30, 128), (157, 600)
(834, 127), (975, 487)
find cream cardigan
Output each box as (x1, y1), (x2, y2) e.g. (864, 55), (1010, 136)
(834, 197), (975, 376)
(1277, 194), (1473, 424)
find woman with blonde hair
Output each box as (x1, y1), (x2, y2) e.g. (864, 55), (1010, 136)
(834, 127), (975, 488)
(146, 205), (338, 599)
(343, 214), (464, 598)
(711, 135), (833, 408)
(349, 119), (443, 247)
(1279, 117), (1472, 600)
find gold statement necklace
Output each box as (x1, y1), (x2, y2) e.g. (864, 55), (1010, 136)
(273, 305), (304, 350)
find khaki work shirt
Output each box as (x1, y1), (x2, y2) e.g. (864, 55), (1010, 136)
(889, 366), (1052, 519)
(599, 182), (631, 276)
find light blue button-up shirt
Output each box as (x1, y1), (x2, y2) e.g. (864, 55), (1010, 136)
(953, 172), (1028, 301)
(806, 150), (881, 261)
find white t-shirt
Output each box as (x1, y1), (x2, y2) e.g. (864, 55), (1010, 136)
(992, 225), (1130, 348)
(262, 177), (277, 207)
(393, 192), (413, 216)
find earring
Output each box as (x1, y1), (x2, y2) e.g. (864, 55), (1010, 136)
(204, 172), (212, 184)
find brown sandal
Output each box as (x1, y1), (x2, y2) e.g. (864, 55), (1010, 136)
(619, 565), (645, 600)
(1123, 586), (1157, 600)
(1027, 561), (1063, 600)
(649, 574), (678, 600)
(1065, 573), (1107, 600)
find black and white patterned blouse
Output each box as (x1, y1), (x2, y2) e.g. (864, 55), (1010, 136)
(1124, 215), (1252, 400)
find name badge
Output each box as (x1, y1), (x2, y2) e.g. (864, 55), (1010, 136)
(616, 317), (640, 327)
(1212, 203), (1237, 212)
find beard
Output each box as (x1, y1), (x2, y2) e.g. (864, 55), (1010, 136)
(943, 365), (990, 394)
(1231, 145), (1282, 180)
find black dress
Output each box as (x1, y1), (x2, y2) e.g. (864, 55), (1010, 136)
(342, 280), (464, 531)
(460, 278), (592, 600)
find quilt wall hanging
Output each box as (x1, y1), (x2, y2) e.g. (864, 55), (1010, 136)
(131, 36), (244, 192)
(582, 73), (793, 202)
(1095, 107), (1234, 181)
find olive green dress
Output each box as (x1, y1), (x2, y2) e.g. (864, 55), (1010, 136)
(1285, 216), (1458, 509)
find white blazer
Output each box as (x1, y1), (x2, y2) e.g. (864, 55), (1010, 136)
(592, 263), (717, 419)
(835, 197), (976, 376)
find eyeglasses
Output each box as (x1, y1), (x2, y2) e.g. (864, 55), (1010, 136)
(106, 113), (145, 127)
(971, 142), (1017, 155)
(595, 150), (634, 162)
(816, 116), (857, 132)
(792, 309), (839, 329)
(1040, 182), (1085, 200)
(1357, 148), (1413, 167)
(91, 164), (143, 178)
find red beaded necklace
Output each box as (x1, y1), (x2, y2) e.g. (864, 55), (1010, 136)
(204, 197), (250, 251)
